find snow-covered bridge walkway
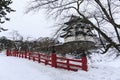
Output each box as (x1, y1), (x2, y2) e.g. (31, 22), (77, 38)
(0, 51), (74, 80)
(0, 50), (120, 80)
(0, 53), (53, 80)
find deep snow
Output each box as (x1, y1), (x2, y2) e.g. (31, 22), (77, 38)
(0, 50), (120, 80)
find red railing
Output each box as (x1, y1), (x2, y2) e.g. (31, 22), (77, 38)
(6, 50), (88, 71)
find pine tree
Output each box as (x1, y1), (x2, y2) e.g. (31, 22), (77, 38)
(0, 0), (15, 31)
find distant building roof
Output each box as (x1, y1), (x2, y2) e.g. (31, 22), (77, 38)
(64, 15), (89, 25)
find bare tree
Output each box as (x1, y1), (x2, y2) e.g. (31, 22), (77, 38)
(36, 37), (59, 53)
(26, 0), (120, 53)
(9, 30), (23, 41)
(9, 31), (24, 51)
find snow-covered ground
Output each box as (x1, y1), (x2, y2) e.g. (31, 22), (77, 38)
(0, 50), (120, 80)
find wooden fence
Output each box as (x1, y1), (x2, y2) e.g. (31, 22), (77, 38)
(6, 50), (88, 71)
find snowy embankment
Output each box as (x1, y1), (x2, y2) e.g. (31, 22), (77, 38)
(0, 50), (120, 80)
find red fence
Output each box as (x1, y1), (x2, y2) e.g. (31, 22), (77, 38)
(6, 50), (88, 71)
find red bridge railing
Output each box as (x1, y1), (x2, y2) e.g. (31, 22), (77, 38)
(6, 50), (88, 71)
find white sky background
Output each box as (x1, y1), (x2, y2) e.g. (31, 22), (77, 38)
(0, 0), (56, 40)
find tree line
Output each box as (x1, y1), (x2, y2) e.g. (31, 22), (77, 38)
(0, 36), (60, 53)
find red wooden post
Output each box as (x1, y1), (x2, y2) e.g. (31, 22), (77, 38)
(23, 51), (26, 58)
(25, 51), (27, 58)
(45, 59), (48, 65)
(28, 52), (30, 60)
(17, 51), (19, 57)
(33, 56), (35, 61)
(81, 56), (88, 71)
(19, 51), (21, 57)
(15, 51), (17, 57)
(45, 55), (49, 65)
(51, 54), (57, 68)
(18, 52), (21, 57)
(14, 51), (17, 57)
(38, 54), (41, 63)
(16, 51), (18, 57)
(6, 50), (10, 56)
(20, 53), (21, 57)
(11, 50), (13, 56)
(67, 59), (70, 70)
(12, 50), (15, 56)
(22, 53), (24, 58)
(13, 51), (15, 56)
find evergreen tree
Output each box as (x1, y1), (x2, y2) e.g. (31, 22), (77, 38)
(0, 0), (15, 31)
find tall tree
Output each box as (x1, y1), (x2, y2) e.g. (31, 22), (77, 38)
(0, 36), (14, 50)
(26, 0), (120, 54)
(0, 0), (15, 31)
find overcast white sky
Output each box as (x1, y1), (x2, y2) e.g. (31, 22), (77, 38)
(0, 0), (56, 40)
